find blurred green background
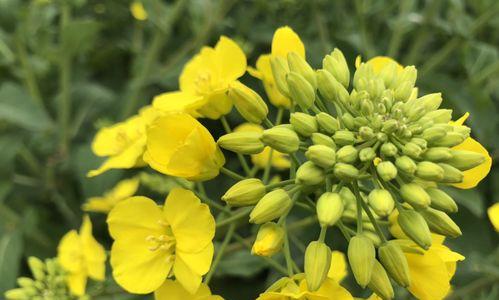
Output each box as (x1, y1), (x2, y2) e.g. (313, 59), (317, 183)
(0, 0), (498, 299)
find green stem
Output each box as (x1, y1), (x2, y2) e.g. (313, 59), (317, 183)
(266, 179), (295, 190)
(262, 149), (274, 184)
(264, 118), (274, 128)
(58, 3), (72, 154)
(353, 182), (388, 243)
(204, 223), (236, 284)
(215, 207), (252, 228)
(318, 226), (327, 242)
(275, 108), (284, 125)
(220, 167), (246, 181)
(337, 220), (352, 241)
(387, 0), (412, 58)
(282, 222), (294, 276)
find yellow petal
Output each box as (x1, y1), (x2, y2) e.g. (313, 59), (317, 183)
(176, 243), (214, 276)
(271, 26), (305, 58)
(488, 203), (499, 232)
(173, 253), (203, 294)
(153, 91), (206, 117)
(130, 1), (148, 21)
(328, 251), (347, 283)
(253, 55), (291, 108)
(307, 278), (353, 300)
(57, 230), (84, 273)
(431, 243), (464, 278)
(79, 215), (106, 281)
(108, 177), (140, 200)
(451, 137), (492, 189)
(196, 90), (233, 120)
(449, 112), (470, 126)
(84, 177), (140, 213)
(67, 272), (87, 296)
(215, 36), (247, 82)
(365, 56), (403, 74)
(155, 280), (224, 300)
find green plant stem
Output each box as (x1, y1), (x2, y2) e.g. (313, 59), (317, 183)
(264, 118), (274, 128)
(58, 3), (72, 154)
(318, 226), (327, 242)
(204, 222), (236, 284)
(262, 149), (273, 184)
(337, 220), (352, 241)
(215, 207), (252, 228)
(220, 116), (252, 175)
(275, 108), (284, 125)
(220, 167), (246, 181)
(387, 0), (412, 58)
(282, 222), (294, 276)
(352, 181), (388, 243)
(266, 179), (296, 190)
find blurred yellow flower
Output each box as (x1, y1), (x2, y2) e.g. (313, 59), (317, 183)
(327, 251), (347, 283)
(144, 113), (225, 181)
(130, 1), (148, 21)
(88, 106), (159, 177)
(154, 279), (223, 300)
(107, 188), (215, 294)
(82, 177), (140, 213)
(234, 123), (290, 169)
(57, 215), (106, 296)
(248, 26), (304, 108)
(488, 203), (499, 232)
(361, 56), (403, 74)
(154, 37), (246, 119)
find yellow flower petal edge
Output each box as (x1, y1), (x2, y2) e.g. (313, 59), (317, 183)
(154, 279), (224, 300)
(83, 177), (140, 213)
(328, 251), (347, 283)
(271, 26), (305, 58)
(488, 203), (499, 232)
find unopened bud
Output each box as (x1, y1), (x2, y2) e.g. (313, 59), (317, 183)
(419, 93), (442, 112)
(426, 188), (458, 213)
(341, 113), (356, 130)
(229, 82), (269, 124)
(416, 161), (444, 181)
(380, 143), (398, 157)
(316, 112), (339, 134)
(400, 183), (431, 209)
(287, 72), (315, 111)
(397, 209), (432, 249)
(288, 52), (317, 89)
(425, 109), (453, 123)
(378, 241), (411, 287)
(311, 133), (336, 149)
(348, 235), (376, 288)
(422, 127), (447, 142)
(382, 119), (398, 134)
(333, 130), (356, 146)
(447, 150), (486, 171)
(419, 207), (462, 238)
(334, 163), (359, 181)
(306, 145), (336, 169)
(368, 260), (394, 300)
(431, 132), (466, 147)
(305, 241), (332, 291)
(377, 161), (398, 181)
(222, 178), (266, 206)
(317, 69), (339, 102)
(359, 126), (375, 140)
(270, 56), (290, 97)
(261, 127), (300, 153)
(395, 156), (417, 175)
(218, 131), (264, 155)
(317, 192), (344, 226)
(339, 187), (356, 208)
(323, 48), (350, 88)
(438, 163), (464, 183)
(296, 161), (325, 185)
(394, 81), (413, 102)
(28, 257), (45, 281)
(359, 147), (376, 162)
(5, 289), (28, 300)
(249, 189), (292, 224)
(336, 145), (358, 164)
(252, 222), (285, 257)
(423, 147), (453, 161)
(403, 142), (422, 158)
(368, 189), (395, 217)
(290, 112), (318, 137)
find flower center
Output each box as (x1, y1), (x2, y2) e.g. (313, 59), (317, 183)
(145, 221), (176, 252)
(194, 71), (215, 95)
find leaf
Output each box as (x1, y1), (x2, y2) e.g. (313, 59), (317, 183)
(216, 249), (268, 278)
(0, 228), (24, 295)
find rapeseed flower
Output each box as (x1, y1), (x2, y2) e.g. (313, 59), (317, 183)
(154, 279), (223, 300)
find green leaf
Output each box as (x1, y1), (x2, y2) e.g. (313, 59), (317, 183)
(0, 228), (24, 295)
(62, 19), (101, 55)
(216, 249), (268, 278)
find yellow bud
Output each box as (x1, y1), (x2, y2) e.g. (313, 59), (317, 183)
(218, 131), (264, 155)
(336, 145), (358, 164)
(419, 207), (462, 238)
(447, 150), (486, 171)
(305, 241), (332, 291)
(415, 161), (444, 181)
(400, 183), (431, 209)
(395, 156), (417, 175)
(290, 112), (318, 137)
(368, 260), (395, 300)
(287, 51), (317, 89)
(249, 189), (292, 224)
(296, 161), (325, 185)
(438, 163), (464, 183)
(315, 112), (339, 135)
(376, 161), (398, 181)
(316, 192), (344, 226)
(397, 209), (432, 249)
(426, 187), (458, 213)
(378, 242), (411, 287)
(261, 127), (300, 153)
(287, 71), (316, 111)
(333, 130), (356, 146)
(348, 235), (375, 288)
(270, 56), (290, 97)
(222, 178), (266, 206)
(368, 189), (394, 217)
(252, 222), (285, 257)
(305, 145), (336, 169)
(311, 133), (336, 149)
(229, 82), (268, 124)
(333, 163), (359, 181)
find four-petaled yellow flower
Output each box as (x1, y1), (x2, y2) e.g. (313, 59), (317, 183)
(154, 279), (224, 300)
(248, 26), (305, 108)
(144, 113), (225, 181)
(57, 215), (106, 296)
(107, 188), (215, 294)
(488, 203), (499, 232)
(153, 37), (246, 119)
(88, 105), (159, 177)
(83, 177), (140, 213)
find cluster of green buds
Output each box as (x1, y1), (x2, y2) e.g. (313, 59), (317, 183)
(216, 47), (486, 299)
(5, 257), (86, 300)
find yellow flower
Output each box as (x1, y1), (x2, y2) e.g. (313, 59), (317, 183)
(82, 177), (140, 213)
(357, 56), (403, 74)
(256, 273), (353, 300)
(57, 215), (106, 296)
(154, 279), (223, 300)
(449, 112), (492, 189)
(144, 113), (225, 181)
(327, 251), (347, 283)
(234, 123), (290, 169)
(107, 188), (215, 294)
(488, 203), (499, 232)
(130, 1), (148, 21)
(88, 105), (159, 177)
(248, 26), (305, 108)
(154, 37), (246, 119)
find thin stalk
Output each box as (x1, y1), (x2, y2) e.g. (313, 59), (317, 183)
(318, 226), (327, 242)
(353, 182), (388, 243)
(204, 223), (236, 284)
(282, 222), (294, 276)
(58, 3), (72, 153)
(262, 149), (274, 184)
(220, 116), (251, 175)
(266, 179), (296, 190)
(264, 118), (274, 128)
(275, 108), (284, 125)
(337, 220), (352, 241)
(220, 167), (246, 181)
(215, 207), (252, 228)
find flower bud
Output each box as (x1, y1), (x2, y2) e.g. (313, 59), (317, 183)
(418, 93), (442, 112)
(17, 277), (35, 288)
(333, 130), (356, 146)
(229, 82), (269, 124)
(334, 163), (359, 181)
(341, 113), (356, 130)
(438, 163), (464, 183)
(340, 186), (356, 208)
(306, 145), (336, 169)
(261, 127), (300, 153)
(403, 142), (422, 158)
(378, 241), (411, 287)
(359, 147), (376, 162)
(400, 183), (431, 209)
(5, 289), (29, 300)
(315, 112), (339, 134)
(376, 161), (398, 181)
(305, 241), (332, 291)
(222, 178), (266, 206)
(419, 207), (462, 238)
(288, 51), (317, 89)
(249, 189), (292, 224)
(28, 257), (45, 281)
(323, 48), (350, 88)
(336, 145), (358, 164)
(317, 69), (338, 102)
(368, 260), (394, 300)
(395, 156), (417, 175)
(311, 133), (336, 149)
(397, 209), (432, 249)
(380, 142), (398, 157)
(317, 192), (344, 226)
(218, 131), (264, 155)
(382, 119), (398, 134)
(270, 56), (290, 97)
(358, 126), (375, 141)
(415, 161), (444, 181)
(296, 161), (325, 185)
(423, 147), (453, 161)
(422, 126), (447, 142)
(425, 109), (453, 123)
(431, 132), (466, 147)
(290, 112), (318, 137)
(394, 81), (414, 102)
(426, 187), (458, 213)
(348, 235), (375, 288)
(368, 189), (395, 217)
(252, 222), (285, 257)
(287, 72), (315, 111)
(447, 150), (486, 171)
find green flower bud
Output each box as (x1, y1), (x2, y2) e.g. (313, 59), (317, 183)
(218, 131), (264, 155)
(341, 113), (356, 130)
(438, 163), (464, 183)
(403, 142), (422, 158)
(382, 119), (399, 134)
(418, 93), (442, 112)
(423, 147), (453, 161)
(397, 209), (432, 249)
(249, 189), (292, 224)
(287, 72), (315, 111)
(28, 257), (45, 281)
(394, 81), (414, 102)
(419, 207), (462, 238)
(422, 126), (447, 142)
(288, 52), (317, 89)
(368, 189), (395, 217)
(5, 288), (28, 300)
(425, 109), (453, 123)
(380, 143), (398, 157)
(411, 137), (427, 150)
(261, 127), (300, 153)
(229, 82), (269, 124)
(290, 112), (318, 137)
(317, 192), (344, 226)
(362, 230), (382, 247)
(360, 98), (375, 116)
(306, 145), (336, 169)
(447, 150), (486, 171)
(368, 260), (395, 300)
(305, 241), (332, 291)
(316, 112), (339, 134)
(252, 222), (285, 257)
(400, 183), (431, 209)
(333, 163), (359, 181)
(323, 48), (350, 88)
(16, 277), (34, 288)
(311, 133), (336, 149)
(222, 178), (266, 206)
(395, 156), (417, 175)
(348, 235), (376, 288)
(426, 187), (458, 213)
(333, 130), (356, 146)
(359, 126), (375, 140)
(415, 161), (444, 181)
(359, 147), (376, 162)
(378, 241), (411, 287)
(376, 161), (398, 181)
(339, 186), (356, 208)
(336, 145), (358, 164)
(296, 161), (325, 185)
(317, 69), (339, 102)
(430, 132), (466, 147)
(270, 56), (290, 97)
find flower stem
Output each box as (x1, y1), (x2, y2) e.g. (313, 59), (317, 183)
(215, 207), (252, 228)
(266, 179), (296, 190)
(353, 181), (388, 243)
(282, 221), (294, 277)
(204, 222), (236, 284)
(220, 167), (246, 181)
